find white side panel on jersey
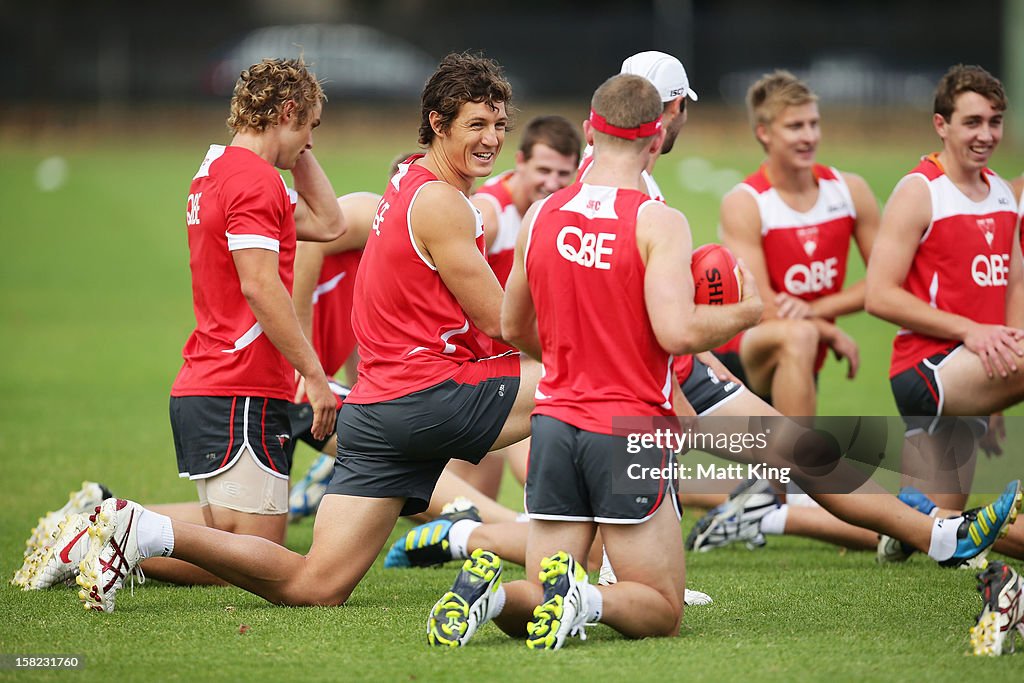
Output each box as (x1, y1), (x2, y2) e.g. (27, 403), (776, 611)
(311, 271), (346, 304)
(282, 177), (298, 205)
(477, 192), (522, 256)
(459, 192), (485, 239)
(222, 321), (264, 354)
(193, 145), (226, 180)
(439, 319), (471, 354)
(391, 160), (412, 191)
(406, 181), (443, 271)
(405, 318), (471, 356)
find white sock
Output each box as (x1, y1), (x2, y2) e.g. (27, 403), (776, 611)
(447, 520), (481, 560)
(927, 515), (961, 561)
(136, 508), (174, 559)
(487, 584), (507, 620)
(760, 505), (789, 535)
(585, 584), (603, 622)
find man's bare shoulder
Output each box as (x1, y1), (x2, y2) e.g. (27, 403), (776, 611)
(637, 200), (689, 248)
(719, 185), (760, 228)
(414, 181), (473, 217)
(639, 199), (687, 226)
(411, 182), (477, 241)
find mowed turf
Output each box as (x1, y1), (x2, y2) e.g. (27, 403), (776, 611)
(2, 112), (1024, 682)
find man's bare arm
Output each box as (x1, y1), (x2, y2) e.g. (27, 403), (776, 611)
(292, 152), (345, 242)
(413, 183), (504, 339)
(233, 248), (335, 439)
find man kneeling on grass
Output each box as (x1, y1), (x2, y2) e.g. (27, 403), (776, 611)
(423, 72), (762, 650)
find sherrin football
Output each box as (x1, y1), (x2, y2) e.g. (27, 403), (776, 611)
(691, 243), (742, 305)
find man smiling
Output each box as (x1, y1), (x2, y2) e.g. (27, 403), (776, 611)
(73, 52), (542, 614)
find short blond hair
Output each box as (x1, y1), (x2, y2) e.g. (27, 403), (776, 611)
(227, 58), (325, 134)
(746, 70), (817, 136)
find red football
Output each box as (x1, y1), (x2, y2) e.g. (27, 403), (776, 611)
(691, 243), (742, 305)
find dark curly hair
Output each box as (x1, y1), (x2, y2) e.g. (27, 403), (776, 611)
(418, 52), (513, 146)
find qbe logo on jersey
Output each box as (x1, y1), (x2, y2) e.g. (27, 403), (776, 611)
(784, 257), (839, 295)
(556, 226), (616, 270)
(972, 253), (1010, 287)
(186, 192), (202, 226)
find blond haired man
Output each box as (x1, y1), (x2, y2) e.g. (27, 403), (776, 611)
(716, 70), (879, 417)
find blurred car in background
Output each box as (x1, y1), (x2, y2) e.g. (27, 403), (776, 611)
(209, 23), (436, 99)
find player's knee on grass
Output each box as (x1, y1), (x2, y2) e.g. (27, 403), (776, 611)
(277, 580), (353, 607)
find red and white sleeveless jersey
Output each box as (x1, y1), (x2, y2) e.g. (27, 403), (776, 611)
(527, 183), (675, 434)
(890, 155), (1018, 376)
(312, 249), (362, 378)
(717, 164), (856, 371)
(172, 145), (297, 400)
(345, 156), (494, 403)
(740, 164), (856, 301)
(475, 171), (522, 286)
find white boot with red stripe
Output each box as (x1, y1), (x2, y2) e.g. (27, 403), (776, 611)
(21, 512), (92, 590)
(76, 499), (148, 613)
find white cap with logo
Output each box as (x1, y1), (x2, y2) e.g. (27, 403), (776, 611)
(620, 51), (698, 103)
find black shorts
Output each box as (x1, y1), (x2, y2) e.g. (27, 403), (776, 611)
(890, 345), (986, 436)
(171, 395), (293, 480)
(327, 356), (520, 516)
(525, 414), (681, 524)
(711, 349), (750, 388)
(285, 380), (350, 456)
(682, 357), (746, 415)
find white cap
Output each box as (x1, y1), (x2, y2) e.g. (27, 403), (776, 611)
(620, 51), (698, 102)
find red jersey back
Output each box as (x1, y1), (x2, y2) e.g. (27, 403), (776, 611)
(890, 155), (1018, 376)
(312, 249), (362, 377)
(172, 145), (296, 400)
(346, 156), (494, 403)
(581, 148), (696, 384)
(527, 183), (675, 434)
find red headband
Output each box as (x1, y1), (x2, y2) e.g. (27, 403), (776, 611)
(588, 109), (663, 140)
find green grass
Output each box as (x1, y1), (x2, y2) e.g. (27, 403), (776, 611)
(2, 114), (1024, 681)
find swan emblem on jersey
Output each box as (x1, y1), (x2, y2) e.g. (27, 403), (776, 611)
(976, 218), (996, 248)
(796, 226), (819, 257)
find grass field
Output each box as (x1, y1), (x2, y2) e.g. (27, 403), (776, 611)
(2, 108), (1024, 681)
